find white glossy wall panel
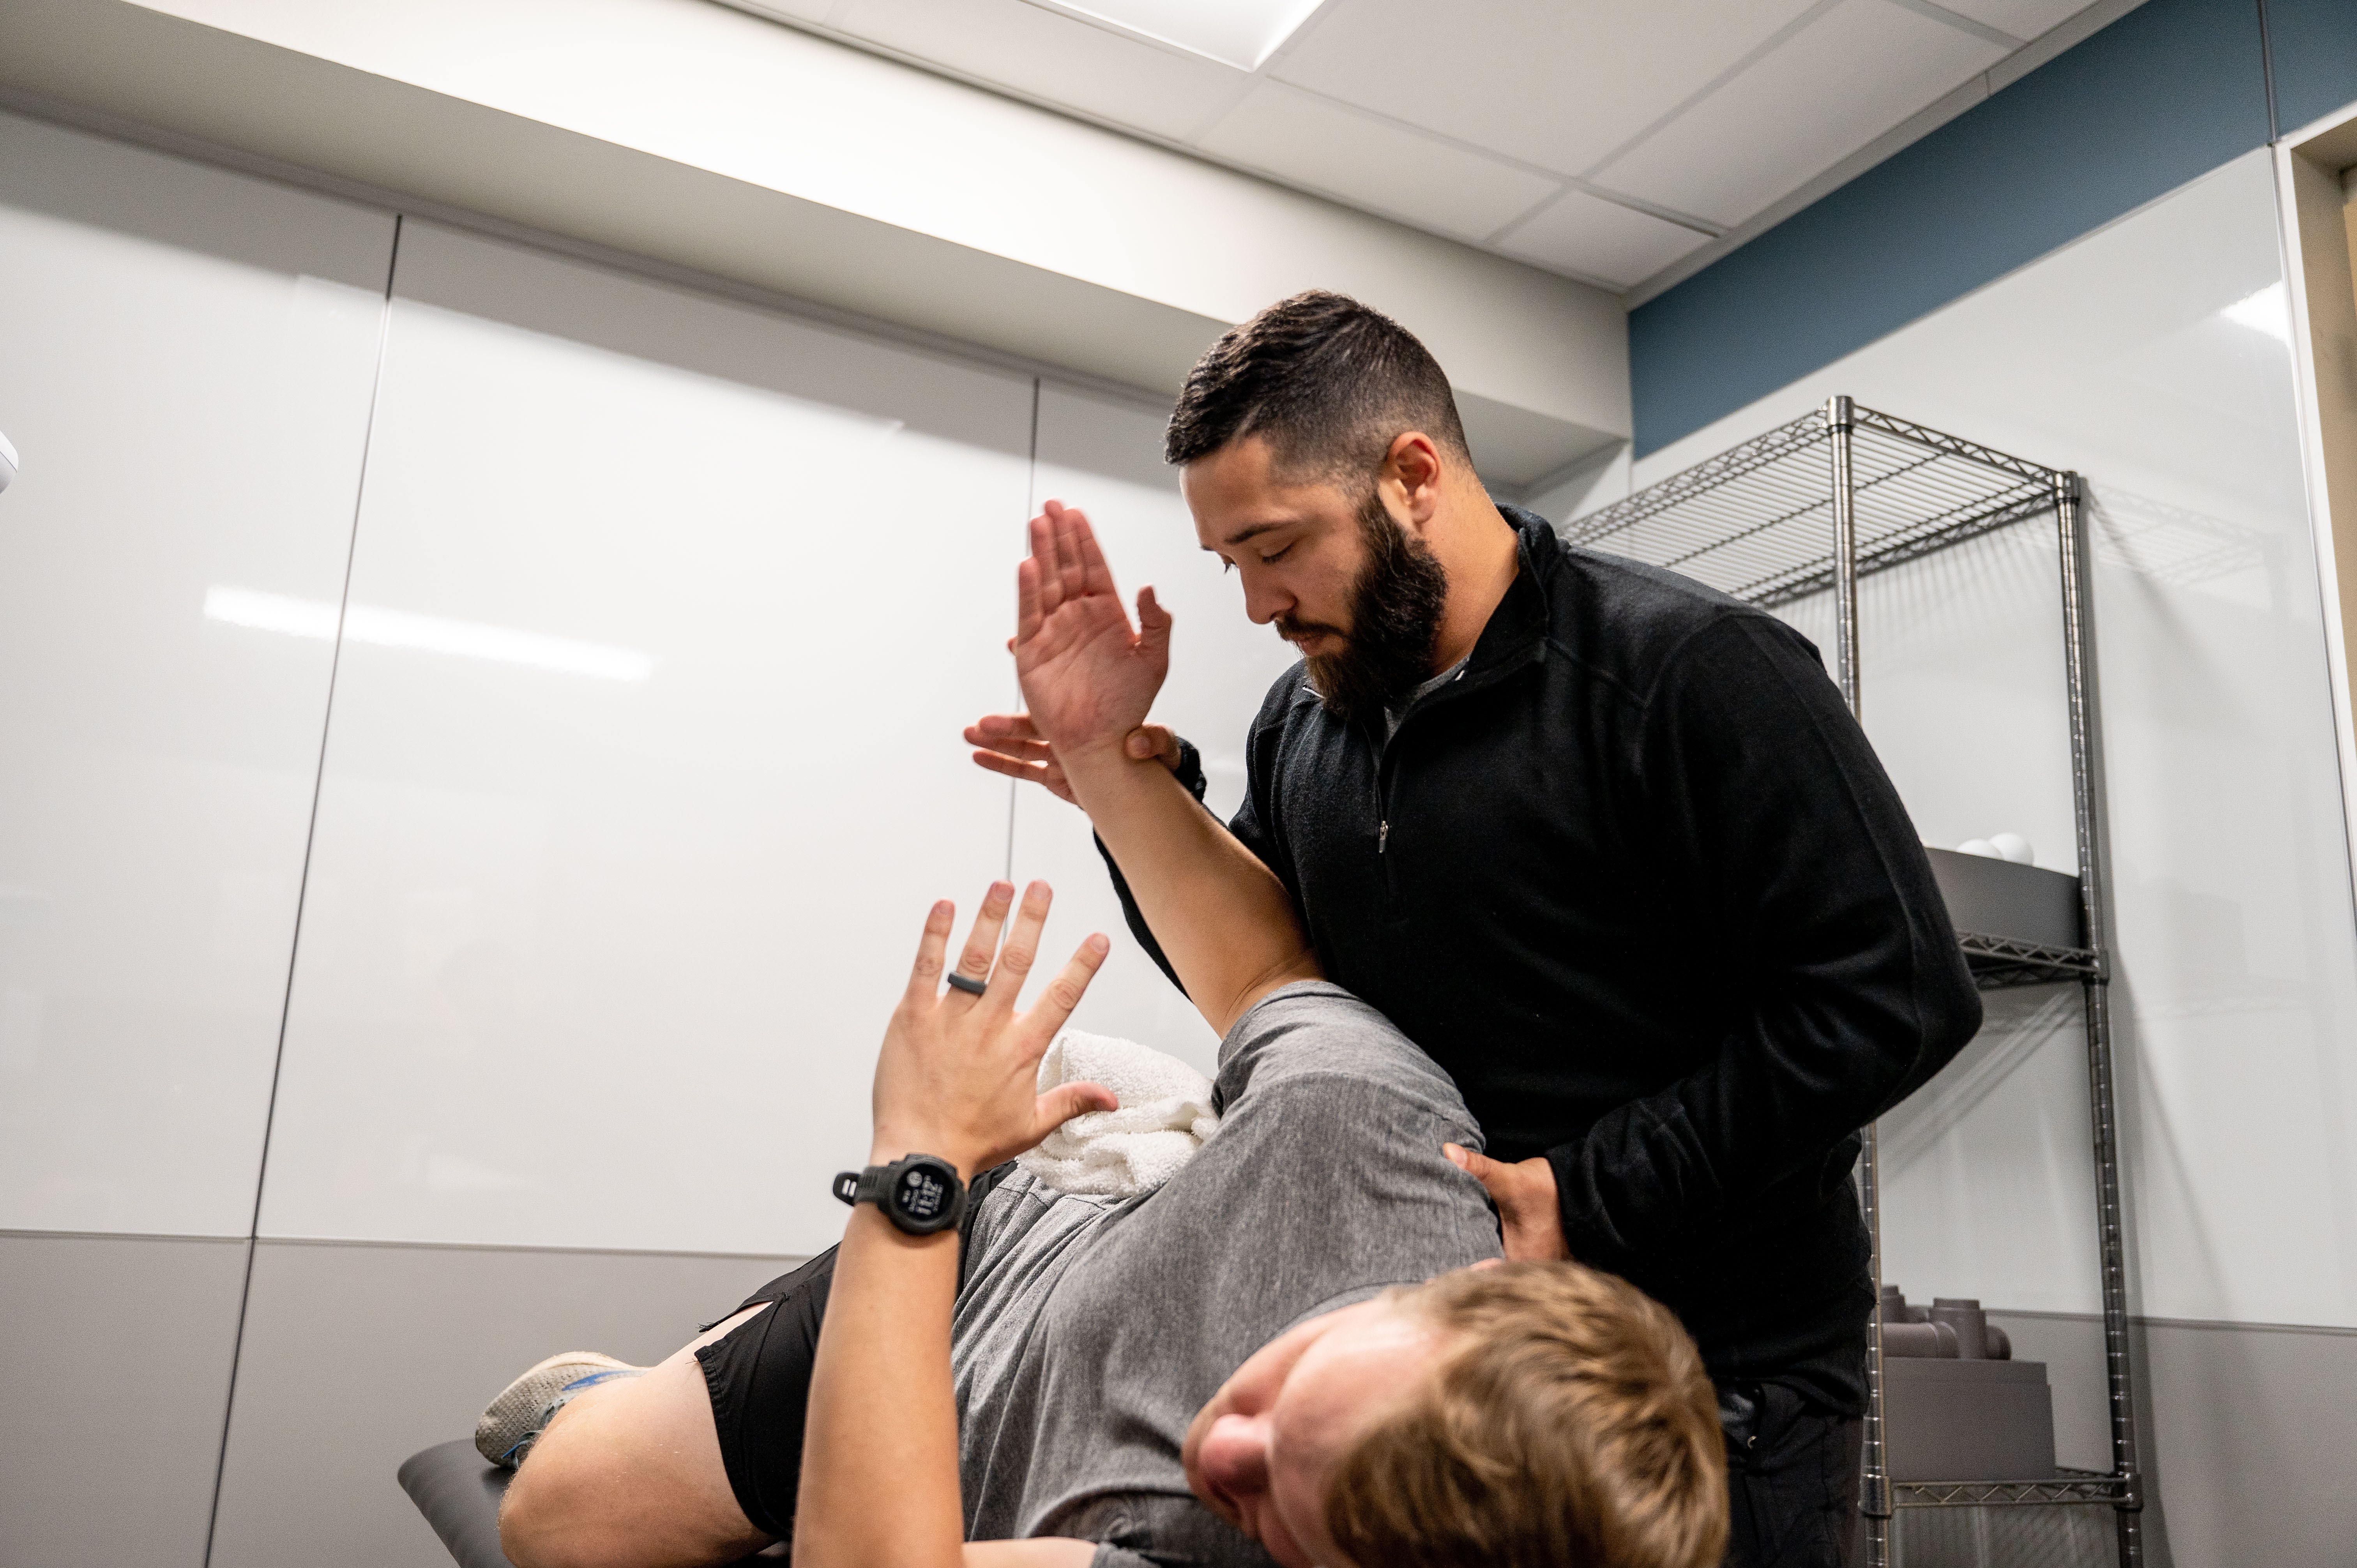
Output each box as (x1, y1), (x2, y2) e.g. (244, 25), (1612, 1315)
(1012, 385), (1302, 1076)
(0, 112), (392, 1235)
(258, 222), (1032, 1255)
(1634, 151), (2357, 1328)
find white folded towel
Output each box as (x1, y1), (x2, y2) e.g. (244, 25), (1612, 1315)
(1016, 1029), (1221, 1199)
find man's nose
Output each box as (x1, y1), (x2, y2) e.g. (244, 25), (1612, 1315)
(1240, 573), (1290, 627)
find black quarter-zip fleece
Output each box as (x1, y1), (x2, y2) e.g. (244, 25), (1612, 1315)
(1104, 506), (1982, 1410)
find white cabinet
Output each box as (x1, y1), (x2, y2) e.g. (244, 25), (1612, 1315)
(258, 222), (1033, 1255)
(0, 113), (392, 1236)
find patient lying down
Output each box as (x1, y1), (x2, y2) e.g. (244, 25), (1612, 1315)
(489, 549), (1723, 1568)
(490, 883), (1723, 1568)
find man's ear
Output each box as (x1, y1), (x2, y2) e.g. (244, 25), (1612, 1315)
(1382, 431), (1446, 526)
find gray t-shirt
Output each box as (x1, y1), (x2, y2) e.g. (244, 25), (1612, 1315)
(1382, 653), (1470, 741)
(949, 982), (1502, 1561)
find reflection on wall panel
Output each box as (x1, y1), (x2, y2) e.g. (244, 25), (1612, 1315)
(0, 112), (393, 1236)
(258, 221), (1032, 1256)
(1635, 150), (2357, 1331)
(1012, 385), (1302, 1075)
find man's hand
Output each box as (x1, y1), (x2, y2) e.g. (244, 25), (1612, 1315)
(872, 880), (1118, 1178)
(965, 713), (1181, 806)
(1444, 1144), (1571, 1261)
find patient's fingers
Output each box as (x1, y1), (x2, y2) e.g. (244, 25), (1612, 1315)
(903, 900), (954, 1002)
(1036, 1079), (1117, 1132)
(981, 881), (1055, 1013)
(950, 882), (1015, 996)
(1023, 933), (1110, 1049)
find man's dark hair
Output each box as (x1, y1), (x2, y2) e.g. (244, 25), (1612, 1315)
(1163, 291), (1471, 480)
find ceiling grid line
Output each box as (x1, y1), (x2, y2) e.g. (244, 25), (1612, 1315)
(712, 0), (2122, 295)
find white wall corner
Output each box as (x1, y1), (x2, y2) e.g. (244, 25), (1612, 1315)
(0, 0), (1629, 487)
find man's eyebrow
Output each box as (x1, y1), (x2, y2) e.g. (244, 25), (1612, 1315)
(1212, 522), (1290, 549)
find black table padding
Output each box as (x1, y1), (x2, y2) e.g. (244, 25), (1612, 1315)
(398, 1440), (778, 1568)
(399, 1441), (521, 1568)
(1924, 847), (2084, 951)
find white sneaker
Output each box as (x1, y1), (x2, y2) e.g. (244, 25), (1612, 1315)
(474, 1351), (645, 1467)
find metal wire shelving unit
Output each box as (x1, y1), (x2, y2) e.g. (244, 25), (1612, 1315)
(1570, 399), (2143, 1568)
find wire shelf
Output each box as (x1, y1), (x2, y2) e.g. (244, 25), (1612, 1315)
(1576, 401), (2143, 1568)
(1896, 1473), (2134, 1509)
(1957, 931), (2101, 990)
(1567, 406), (2064, 608)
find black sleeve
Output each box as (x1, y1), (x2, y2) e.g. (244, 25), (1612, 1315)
(1545, 614), (1982, 1273)
(1097, 681), (1299, 997)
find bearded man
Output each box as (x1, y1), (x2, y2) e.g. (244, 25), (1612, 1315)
(968, 291), (1981, 1568)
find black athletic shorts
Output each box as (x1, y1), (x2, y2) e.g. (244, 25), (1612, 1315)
(694, 1165), (1012, 1543)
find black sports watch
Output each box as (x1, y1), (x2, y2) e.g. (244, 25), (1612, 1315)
(832, 1153), (966, 1235)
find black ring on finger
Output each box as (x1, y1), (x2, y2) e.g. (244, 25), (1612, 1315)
(945, 971), (988, 996)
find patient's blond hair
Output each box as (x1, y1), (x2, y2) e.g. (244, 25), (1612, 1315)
(1324, 1261), (1727, 1568)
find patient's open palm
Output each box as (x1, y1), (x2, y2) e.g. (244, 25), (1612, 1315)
(1016, 501), (1170, 758)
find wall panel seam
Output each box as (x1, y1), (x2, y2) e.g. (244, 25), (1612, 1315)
(200, 211), (405, 1568)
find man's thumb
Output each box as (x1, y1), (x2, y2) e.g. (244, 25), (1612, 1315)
(1444, 1142), (1497, 1185)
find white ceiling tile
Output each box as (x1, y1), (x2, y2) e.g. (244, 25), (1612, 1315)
(1195, 83), (1561, 244)
(1269, 0), (1823, 175)
(834, 0), (1244, 142)
(732, 0), (836, 23)
(1926, 0), (2100, 39)
(1589, 0), (2004, 229)
(1495, 189), (1713, 288)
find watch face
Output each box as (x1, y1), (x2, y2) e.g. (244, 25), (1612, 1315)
(895, 1163), (952, 1224)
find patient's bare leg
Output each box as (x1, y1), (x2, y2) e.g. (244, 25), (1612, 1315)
(500, 1305), (774, 1568)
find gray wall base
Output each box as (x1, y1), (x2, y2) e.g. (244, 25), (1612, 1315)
(0, 1233), (249, 1568)
(1993, 1309), (2357, 1568)
(205, 1238), (795, 1568)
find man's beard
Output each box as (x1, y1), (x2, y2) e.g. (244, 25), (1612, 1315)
(1279, 491), (1450, 727)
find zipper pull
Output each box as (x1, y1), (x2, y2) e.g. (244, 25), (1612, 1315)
(1378, 820), (1389, 854)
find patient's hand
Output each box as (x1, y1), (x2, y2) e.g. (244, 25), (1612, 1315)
(966, 712), (1180, 806)
(872, 880), (1117, 1179)
(1010, 500), (1171, 763)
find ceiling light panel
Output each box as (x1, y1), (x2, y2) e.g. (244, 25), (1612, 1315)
(1023, 0), (1330, 70)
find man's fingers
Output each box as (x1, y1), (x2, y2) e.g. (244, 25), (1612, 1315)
(950, 881), (1016, 994)
(970, 713), (1045, 743)
(967, 728), (1055, 765)
(1120, 724), (1181, 768)
(904, 899), (955, 1002)
(1444, 1142), (1514, 1201)
(970, 749), (1044, 782)
(1036, 1079), (1118, 1131)
(970, 749), (1077, 805)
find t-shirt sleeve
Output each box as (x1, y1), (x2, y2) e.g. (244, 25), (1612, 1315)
(1544, 613), (1982, 1276)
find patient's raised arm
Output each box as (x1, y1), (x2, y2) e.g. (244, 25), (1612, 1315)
(1007, 503), (1318, 1037)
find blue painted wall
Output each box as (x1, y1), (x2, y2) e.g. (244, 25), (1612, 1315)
(1627, 0), (2357, 457)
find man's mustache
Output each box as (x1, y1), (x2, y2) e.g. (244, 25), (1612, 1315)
(1276, 616), (1346, 645)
